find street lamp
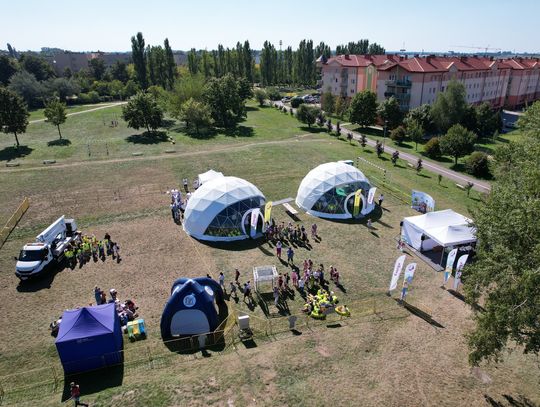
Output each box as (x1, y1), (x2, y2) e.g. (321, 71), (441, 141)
(383, 120), (388, 148)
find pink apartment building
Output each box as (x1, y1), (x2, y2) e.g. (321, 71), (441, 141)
(319, 54), (540, 110)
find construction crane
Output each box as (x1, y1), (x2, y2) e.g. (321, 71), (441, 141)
(450, 45), (502, 55)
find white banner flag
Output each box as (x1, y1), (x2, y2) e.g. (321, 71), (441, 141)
(389, 255), (406, 292)
(250, 208), (260, 238)
(400, 263), (417, 301)
(443, 248), (458, 285)
(367, 187), (377, 205)
(452, 254), (468, 290)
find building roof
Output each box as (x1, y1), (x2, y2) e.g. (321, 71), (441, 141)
(324, 54), (396, 68)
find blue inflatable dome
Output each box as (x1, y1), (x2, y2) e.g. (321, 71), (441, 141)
(160, 277), (224, 340)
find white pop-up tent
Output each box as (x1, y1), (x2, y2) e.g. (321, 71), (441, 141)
(401, 209), (476, 251)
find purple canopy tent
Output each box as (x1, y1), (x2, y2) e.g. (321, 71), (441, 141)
(55, 303), (123, 374)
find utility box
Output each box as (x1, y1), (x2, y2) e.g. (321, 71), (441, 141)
(238, 315), (250, 330)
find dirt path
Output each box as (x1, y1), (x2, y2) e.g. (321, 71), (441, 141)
(29, 102), (127, 124)
(0, 134), (322, 173)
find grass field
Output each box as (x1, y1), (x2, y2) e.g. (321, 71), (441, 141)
(27, 102), (121, 121)
(0, 101), (538, 406)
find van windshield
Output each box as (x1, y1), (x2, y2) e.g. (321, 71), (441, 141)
(18, 249), (47, 262)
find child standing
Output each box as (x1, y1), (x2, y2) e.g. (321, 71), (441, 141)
(276, 240), (282, 259)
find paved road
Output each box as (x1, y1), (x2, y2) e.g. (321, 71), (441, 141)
(275, 101), (491, 193)
(29, 102), (127, 124)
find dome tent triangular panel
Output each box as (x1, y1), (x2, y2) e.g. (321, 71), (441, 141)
(183, 175), (266, 241)
(296, 161), (375, 219)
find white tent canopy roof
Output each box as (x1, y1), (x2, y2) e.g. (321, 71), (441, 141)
(198, 170), (224, 185)
(183, 176), (265, 240)
(295, 161), (373, 218)
(401, 209), (476, 250)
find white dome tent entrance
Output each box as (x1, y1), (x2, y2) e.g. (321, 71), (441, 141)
(296, 161), (376, 220)
(183, 175), (266, 242)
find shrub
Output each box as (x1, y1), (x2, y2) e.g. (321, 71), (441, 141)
(390, 126), (407, 144)
(266, 87), (281, 101)
(465, 151), (491, 178)
(290, 97), (304, 108)
(424, 137), (441, 158)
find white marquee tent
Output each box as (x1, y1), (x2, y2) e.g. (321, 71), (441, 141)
(296, 161), (375, 219)
(183, 176), (265, 242)
(401, 209), (476, 251)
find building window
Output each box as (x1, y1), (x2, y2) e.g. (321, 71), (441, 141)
(351, 89), (355, 94)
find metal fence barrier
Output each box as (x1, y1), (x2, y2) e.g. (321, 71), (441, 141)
(0, 197), (29, 250)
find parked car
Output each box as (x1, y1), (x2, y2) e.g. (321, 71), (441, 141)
(281, 96), (291, 103)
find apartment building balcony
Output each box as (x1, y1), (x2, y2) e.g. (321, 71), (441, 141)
(385, 79), (412, 87)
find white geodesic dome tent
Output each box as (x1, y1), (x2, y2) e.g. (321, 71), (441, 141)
(183, 176), (266, 241)
(296, 161), (375, 219)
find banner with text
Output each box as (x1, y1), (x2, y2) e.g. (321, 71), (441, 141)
(353, 189), (362, 217)
(412, 190), (435, 213)
(367, 187), (377, 205)
(264, 201), (272, 223)
(250, 208), (260, 238)
(400, 263), (417, 301)
(453, 254), (469, 290)
(443, 248), (458, 285)
(389, 254), (406, 292)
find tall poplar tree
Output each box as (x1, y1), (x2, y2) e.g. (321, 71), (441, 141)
(131, 32), (148, 89)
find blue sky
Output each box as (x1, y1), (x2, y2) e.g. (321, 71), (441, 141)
(2, 0), (538, 52)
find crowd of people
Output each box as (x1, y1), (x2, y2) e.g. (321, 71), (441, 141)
(169, 188), (188, 224)
(265, 219), (318, 249)
(63, 232), (120, 269)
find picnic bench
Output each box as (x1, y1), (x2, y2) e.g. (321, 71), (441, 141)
(455, 183), (466, 190)
(283, 202), (298, 215)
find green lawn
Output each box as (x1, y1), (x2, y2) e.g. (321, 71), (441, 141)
(27, 102), (119, 121)
(342, 124), (526, 179)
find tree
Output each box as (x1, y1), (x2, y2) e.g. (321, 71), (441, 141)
(465, 151), (491, 178)
(19, 54), (55, 81)
(110, 61), (129, 83)
(8, 71), (44, 108)
(0, 87), (30, 147)
(378, 97), (403, 130)
(168, 74), (205, 118)
(517, 101), (540, 133)
(424, 137), (442, 158)
(464, 134), (540, 365)
(254, 89), (267, 107)
(45, 77), (80, 101)
(475, 103), (500, 137)
(349, 90), (377, 127)
(237, 77), (253, 101)
(439, 124), (477, 164)
(321, 91), (335, 114)
(121, 91), (163, 134)
(404, 104), (436, 134)
(390, 126), (406, 145)
(431, 80), (468, 133)
(367, 43), (386, 54)
(131, 32), (148, 89)
(180, 98), (213, 135)
(44, 99), (67, 139)
(88, 58), (106, 80)
(0, 55), (19, 85)
(163, 38), (177, 89)
(375, 140), (384, 157)
(203, 73), (245, 128)
(334, 97), (349, 119)
(407, 119), (424, 150)
(296, 104), (320, 128)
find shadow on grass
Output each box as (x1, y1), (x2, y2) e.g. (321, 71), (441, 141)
(395, 299), (445, 328)
(246, 106), (260, 112)
(417, 173), (432, 178)
(47, 138), (71, 147)
(224, 125), (254, 138)
(330, 204), (383, 225)
(0, 145), (33, 161)
(16, 264), (64, 292)
(61, 364), (124, 401)
(395, 143), (413, 150)
(126, 131), (168, 144)
(160, 118), (177, 129)
(484, 394), (538, 407)
(198, 237), (264, 252)
(421, 153), (453, 163)
(300, 126), (327, 133)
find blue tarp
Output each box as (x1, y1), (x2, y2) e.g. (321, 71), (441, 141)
(160, 277), (224, 340)
(55, 303), (123, 374)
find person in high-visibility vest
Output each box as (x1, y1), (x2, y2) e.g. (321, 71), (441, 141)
(98, 240), (105, 260)
(64, 248), (75, 269)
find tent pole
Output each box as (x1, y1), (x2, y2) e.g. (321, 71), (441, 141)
(440, 247), (445, 265)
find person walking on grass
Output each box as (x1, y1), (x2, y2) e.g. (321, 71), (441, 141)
(219, 272), (225, 290)
(235, 268), (240, 283)
(273, 286), (280, 307)
(229, 281), (237, 299)
(311, 223), (318, 239)
(378, 193), (384, 207)
(70, 382), (89, 407)
(287, 246), (294, 264)
(276, 240), (282, 259)
(112, 242), (121, 262)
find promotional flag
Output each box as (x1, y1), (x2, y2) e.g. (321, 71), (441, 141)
(400, 263), (417, 301)
(367, 187), (377, 205)
(264, 201), (272, 223)
(411, 190), (435, 213)
(443, 248), (458, 285)
(353, 189), (362, 217)
(452, 254), (469, 290)
(388, 255), (406, 292)
(250, 208), (260, 238)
